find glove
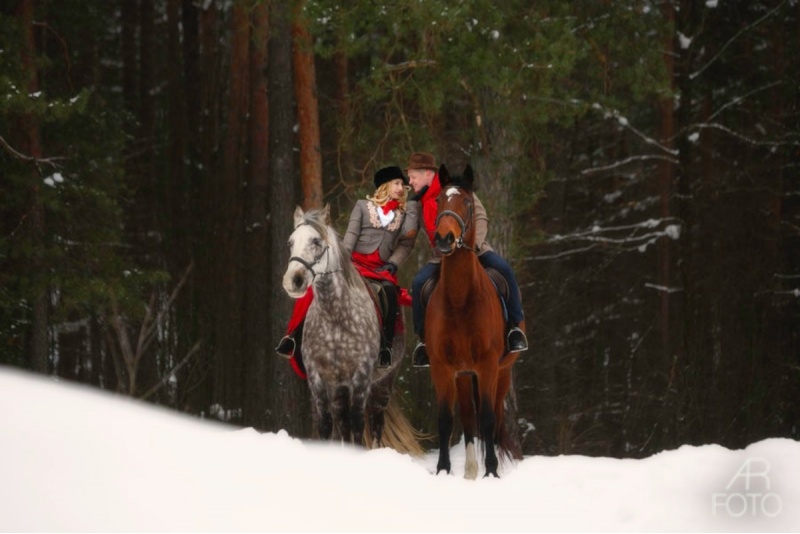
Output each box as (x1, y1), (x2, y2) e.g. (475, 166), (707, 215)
(375, 262), (397, 275)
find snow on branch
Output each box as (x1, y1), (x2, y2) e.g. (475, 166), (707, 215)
(581, 154), (679, 176)
(693, 122), (799, 149)
(690, 1), (787, 80)
(706, 81), (783, 122)
(529, 218), (681, 261)
(591, 103), (679, 156)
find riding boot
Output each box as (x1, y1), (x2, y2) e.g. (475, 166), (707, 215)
(412, 340), (430, 368)
(276, 322), (304, 359)
(378, 283), (397, 368)
(506, 324), (528, 352)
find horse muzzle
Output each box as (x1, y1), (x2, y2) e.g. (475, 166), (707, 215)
(435, 231), (456, 256)
(282, 267), (310, 298)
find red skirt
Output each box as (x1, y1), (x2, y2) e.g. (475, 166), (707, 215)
(351, 250), (398, 284)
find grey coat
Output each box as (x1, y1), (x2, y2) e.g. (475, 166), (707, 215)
(342, 199), (420, 267)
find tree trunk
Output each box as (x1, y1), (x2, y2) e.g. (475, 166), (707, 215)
(657, 1), (675, 367)
(16, 0), (48, 374)
(139, 0), (155, 147)
(167, 0), (186, 236)
(180, 0), (219, 417)
(121, 0), (138, 115)
(333, 45), (354, 183)
(292, 0), (323, 210)
(268, 0), (310, 436)
(242, 1), (270, 431)
(213, 1), (249, 420)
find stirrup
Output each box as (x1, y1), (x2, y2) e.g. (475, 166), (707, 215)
(275, 335), (295, 359)
(378, 347), (392, 368)
(412, 341), (430, 368)
(507, 327), (528, 352)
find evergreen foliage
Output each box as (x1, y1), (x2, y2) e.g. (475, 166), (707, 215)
(0, 0), (797, 455)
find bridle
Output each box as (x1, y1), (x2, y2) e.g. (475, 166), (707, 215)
(288, 224), (341, 279)
(435, 190), (476, 253)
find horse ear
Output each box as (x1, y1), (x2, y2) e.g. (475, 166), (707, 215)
(320, 203), (331, 226)
(293, 205), (305, 228)
(439, 164), (450, 186)
(463, 164), (475, 188)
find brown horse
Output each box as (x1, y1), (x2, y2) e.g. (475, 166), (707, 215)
(426, 164), (523, 478)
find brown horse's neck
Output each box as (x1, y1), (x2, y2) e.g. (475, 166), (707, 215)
(439, 248), (482, 309)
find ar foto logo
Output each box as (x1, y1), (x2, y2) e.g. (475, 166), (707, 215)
(711, 457), (782, 518)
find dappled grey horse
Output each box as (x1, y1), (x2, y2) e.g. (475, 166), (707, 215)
(282, 205), (407, 446)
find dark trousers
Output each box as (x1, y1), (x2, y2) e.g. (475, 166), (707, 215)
(411, 262), (440, 336)
(379, 281), (398, 348)
(411, 252), (525, 337)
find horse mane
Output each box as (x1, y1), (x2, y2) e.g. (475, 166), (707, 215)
(300, 208), (363, 289)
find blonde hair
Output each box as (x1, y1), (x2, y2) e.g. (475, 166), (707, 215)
(368, 180), (410, 211)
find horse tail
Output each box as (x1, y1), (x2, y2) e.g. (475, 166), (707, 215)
(365, 392), (428, 457)
(495, 401), (524, 461)
(377, 394), (428, 457)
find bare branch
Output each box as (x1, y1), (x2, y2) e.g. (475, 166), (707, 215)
(0, 135), (65, 169)
(383, 59), (436, 72)
(139, 261), (194, 357)
(690, 1), (786, 81)
(139, 341), (202, 401)
(135, 292), (157, 360)
(694, 122), (798, 148)
(581, 154), (678, 176)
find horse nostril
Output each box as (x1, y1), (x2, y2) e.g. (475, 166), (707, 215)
(293, 273), (304, 288)
(435, 231), (455, 251)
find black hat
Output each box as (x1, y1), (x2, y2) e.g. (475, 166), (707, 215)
(374, 166), (406, 189)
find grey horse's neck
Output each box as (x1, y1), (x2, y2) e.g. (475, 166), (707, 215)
(313, 271), (364, 311)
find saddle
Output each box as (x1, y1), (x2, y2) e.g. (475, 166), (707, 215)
(420, 267), (510, 311)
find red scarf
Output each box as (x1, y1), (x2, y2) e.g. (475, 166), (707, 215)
(420, 174), (442, 247)
(381, 200), (399, 214)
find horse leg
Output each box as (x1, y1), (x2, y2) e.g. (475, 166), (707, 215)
(433, 373), (457, 475)
(477, 371), (500, 477)
(332, 386), (351, 444)
(314, 390), (334, 440)
(368, 384), (390, 448)
(350, 383), (369, 447)
(494, 367), (514, 458)
(456, 374), (479, 480)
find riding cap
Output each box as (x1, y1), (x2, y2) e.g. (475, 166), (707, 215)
(405, 152), (438, 172)
(374, 166), (407, 189)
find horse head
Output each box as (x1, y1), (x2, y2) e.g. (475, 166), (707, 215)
(282, 204), (337, 298)
(434, 163), (476, 256)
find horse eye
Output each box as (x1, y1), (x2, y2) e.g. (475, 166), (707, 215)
(287, 240), (293, 249)
(312, 237), (322, 247)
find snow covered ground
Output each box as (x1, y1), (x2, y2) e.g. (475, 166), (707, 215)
(1, 366), (798, 532)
